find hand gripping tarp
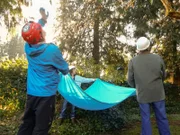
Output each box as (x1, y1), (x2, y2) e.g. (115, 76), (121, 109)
(58, 74), (136, 110)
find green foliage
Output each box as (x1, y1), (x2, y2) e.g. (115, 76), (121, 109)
(164, 83), (180, 113)
(0, 58), (180, 134)
(69, 56), (126, 83)
(7, 35), (25, 59)
(0, 42), (8, 58)
(149, 0), (154, 5)
(0, 34), (25, 59)
(50, 105), (128, 135)
(57, 0), (180, 78)
(0, 0), (22, 28)
(123, 0), (180, 74)
(0, 57), (27, 118)
(56, 0), (130, 75)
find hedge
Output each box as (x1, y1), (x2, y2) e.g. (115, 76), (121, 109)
(0, 58), (180, 134)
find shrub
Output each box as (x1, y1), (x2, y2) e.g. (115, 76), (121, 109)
(164, 83), (180, 113)
(0, 58), (180, 134)
(0, 57), (27, 118)
(50, 104), (129, 135)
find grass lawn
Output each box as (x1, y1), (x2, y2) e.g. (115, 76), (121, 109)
(0, 112), (180, 135)
(120, 114), (180, 135)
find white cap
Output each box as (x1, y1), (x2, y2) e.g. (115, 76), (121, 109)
(69, 66), (76, 70)
(136, 37), (150, 51)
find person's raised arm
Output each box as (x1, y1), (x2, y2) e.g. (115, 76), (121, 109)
(75, 75), (95, 83)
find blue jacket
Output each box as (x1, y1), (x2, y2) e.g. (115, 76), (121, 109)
(25, 43), (69, 97)
(74, 75), (95, 87)
(38, 18), (46, 27)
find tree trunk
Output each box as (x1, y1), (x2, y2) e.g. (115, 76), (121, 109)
(93, 14), (100, 64)
(92, 3), (101, 77)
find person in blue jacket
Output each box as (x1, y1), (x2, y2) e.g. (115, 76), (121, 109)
(59, 66), (95, 124)
(18, 21), (69, 135)
(38, 7), (49, 27)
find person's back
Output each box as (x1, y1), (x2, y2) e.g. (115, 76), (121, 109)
(25, 43), (68, 96)
(129, 53), (165, 103)
(128, 37), (170, 135)
(18, 22), (69, 135)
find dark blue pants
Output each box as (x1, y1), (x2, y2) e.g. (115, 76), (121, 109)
(59, 99), (75, 119)
(139, 100), (171, 135)
(17, 95), (55, 135)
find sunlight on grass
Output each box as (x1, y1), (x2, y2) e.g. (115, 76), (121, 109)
(120, 114), (180, 135)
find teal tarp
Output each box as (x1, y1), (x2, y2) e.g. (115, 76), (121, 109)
(58, 74), (136, 110)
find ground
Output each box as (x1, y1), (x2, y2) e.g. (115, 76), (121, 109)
(0, 112), (180, 135)
(120, 114), (180, 135)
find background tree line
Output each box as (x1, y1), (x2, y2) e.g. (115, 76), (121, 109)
(0, 1), (180, 134)
(56, 0), (180, 84)
(0, 0), (179, 84)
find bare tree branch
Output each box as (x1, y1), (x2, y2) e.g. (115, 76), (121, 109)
(160, 0), (180, 19)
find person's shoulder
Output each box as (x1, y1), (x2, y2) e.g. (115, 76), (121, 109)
(131, 55), (138, 61)
(24, 42), (29, 46)
(46, 43), (57, 47)
(42, 43), (62, 57)
(150, 53), (162, 59)
(148, 53), (164, 63)
(46, 43), (60, 51)
(24, 42), (31, 50)
(150, 53), (159, 56)
(24, 42), (30, 53)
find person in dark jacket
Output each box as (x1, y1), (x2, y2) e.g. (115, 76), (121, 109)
(127, 37), (171, 135)
(17, 21), (69, 135)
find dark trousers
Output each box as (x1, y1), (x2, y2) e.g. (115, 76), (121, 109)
(17, 95), (55, 135)
(139, 100), (171, 135)
(59, 99), (75, 119)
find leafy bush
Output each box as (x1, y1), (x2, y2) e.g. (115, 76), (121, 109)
(0, 57), (27, 118)
(0, 34), (25, 59)
(50, 103), (130, 135)
(0, 58), (180, 135)
(69, 56), (127, 84)
(164, 83), (180, 113)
